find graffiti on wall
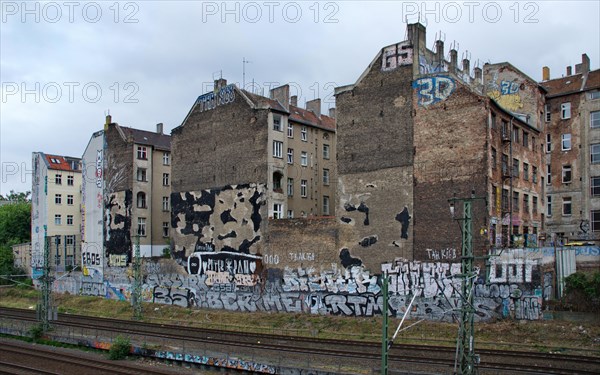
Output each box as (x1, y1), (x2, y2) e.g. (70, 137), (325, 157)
(487, 72), (524, 112)
(195, 83), (235, 113)
(343, 202), (370, 225)
(187, 251), (263, 287)
(171, 184), (266, 260)
(418, 55), (446, 74)
(488, 257), (537, 283)
(104, 190), (132, 261)
(413, 76), (456, 106)
(381, 41), (413, 71)
(425, 248), (457, 260)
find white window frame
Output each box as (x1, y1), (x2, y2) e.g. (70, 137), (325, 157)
(561, 102), (571, 119)
(162, 222), (169, 237)
(137, 168), (147, 182)
(273, 203), (283, 219)
(287, 148), (294, 164)
(323, 144), (330, 159)
(591, 111), (600, 129)
(163, 173), (170, 186)
(562, 197), (572, 216)
(300, 151), (308, 166)
(273, 141), (283, 158)
(592, 144), (600, 164)
(301, 126), (307, 141)
(562, 165), (572, 183)
(547, 195), (552, 216)
(323, 169), (330, 185)
(546, 134), (551, 153)
(287, 178), (294, 196)
(592, 176), (600, 197)
(55, 174), (62, 185)
(55, 194), (62, 204)
(300, 179), (307, 197)
(163, 152), (171, 165)
(137, 146), (147, 160)
(137, 192), (147, 208)
(67, 175), (74, 186)
(544, 104), (551, 122)
(273, 115), (282, 131)
(138, 217), (147, 236)
(67, 194), (74, 205)
(287, 210), (294, 219)
(287, 122), (293, 137)
(162, 196), (169, 211)
(561, 134), (571, 151)
(67, 215), (74, 226)
(546, 165), (551, 184)
(323, 196), (330, 215)
(55, 214), (61, 225)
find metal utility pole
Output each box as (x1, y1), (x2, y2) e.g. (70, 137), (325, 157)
(381, 272), (389, 375)
(37, 234), (54, 332)
(131, 234), (142, 320)
(449, 192), (486, 375)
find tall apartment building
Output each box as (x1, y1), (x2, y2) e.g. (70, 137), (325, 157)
(81, 116), (171, 271)
(31, 152), (82, 275)
(334, 22), (546, 267)
(170, 80), (336, 257)
(540, 54), (600, 244)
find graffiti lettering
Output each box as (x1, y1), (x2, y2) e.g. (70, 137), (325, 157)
(413, 76), (456, 106)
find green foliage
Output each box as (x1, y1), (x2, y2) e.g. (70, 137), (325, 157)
(108, 335), (131, 360)
(564, 271), (600, 299)
(0, 200), (31, 246)
(29, 324), (44, 341)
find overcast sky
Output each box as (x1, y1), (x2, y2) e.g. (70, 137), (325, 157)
(1, 0), (599, 195)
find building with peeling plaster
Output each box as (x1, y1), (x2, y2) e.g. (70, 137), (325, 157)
(31, 152), (82, 276)
(540, 55), (600, 245)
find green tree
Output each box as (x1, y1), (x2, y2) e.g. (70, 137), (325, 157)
(0, 190), (31, 203)
(0, 194), (31, 284)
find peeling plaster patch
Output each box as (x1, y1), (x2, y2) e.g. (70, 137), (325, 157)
(393, 96), (407, 108)
(339, 248), (362, 269)
(395, 206), (411, 240)
(340, 217), (352, 224)
(359, 235), (378, 247)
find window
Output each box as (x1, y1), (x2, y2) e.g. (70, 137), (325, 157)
(592, 177), (600, 197)
(273, 141), (283, 158)
(137, 146), (147, 160)
(502, 154), (509, 175)
(67, 215), (74, 225)
(55, 194), (62, 204)
(512, 127), (519, 143)
(547, 196), (552, 216)
(67, 195), (74, 205)
(562, 165), (572, 183)
(491, 112), (497, 130)
(546, 134), (551, 153)
(562, 197), (572, 216)
(323, 169), (330, 185)
(163, 173), (170, 186)
(544, 104), (551, 122)
(533, 196), (538, 214)
(592, 144), (600, 164)
(502, 189), (509, 211)
(162, 222), (169, 237)
(137, 168), (147, 182)
(273, 115), (282, 131)
(287, 178), (294, 196)
(163, 152), (170, 165)
(162, 196), (169, 211)
(273, 172), (283, 192)
(55, 174), (62, 185)
(137, 192), (147, 208)
(513, 191), (519, 212)
(592, 111), (600, 128)
(491, 187), (497, 211)
(523, 131), (529, 148)
(523, 194), (529, 213)
(323, 144), (330, 159)
(532, 136), (536, 152)
(491, 148), (497, 169)
(561, 102), (571, 119)
(67, 175), (74, 186)
(287, 122), (293, 137)
(512, 158), (519, 178)
(590, 91), (600, 100)
(300, 179), (307, 197)
(323, 196), (330, 215)
(55, 214), (61, 225)
(273, 203), (283, 219)
(301, 151), (308, 166)
(287, 210), (294, 219)
(592, 210), (600, 232)
(501, 120), (509, 139)
(547, 165), (551, 185)
(301, 126), (307, 141)
(66, 235), (75, 246)
(137, 217), (146, 236)
(287, 148), (294, 164)
(523, 163), (529, 181)
(562, 134), (571, 151)
(532, 166), (538, 183)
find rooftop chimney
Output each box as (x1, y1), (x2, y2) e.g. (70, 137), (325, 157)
(407, 23), (426, 52)
(462, 58), (470, 76)
(474, 67), (482, 83)
(214, 78), (227, 90)
(156, 123), (163, 134)
(542, 66), (550, 81)
(435, 40), (444, 65)
(306, 98), (321, 117)
(449, 49), (458, 73)
(290, 95), (298, 107)
(328, 108), (336, 119)
(575, 53), (590, 75)
(104, 114), (112, 131)
(567, 66), (572, 76)
(270, 84), (290, 111)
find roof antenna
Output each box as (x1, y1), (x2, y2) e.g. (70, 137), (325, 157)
(243, 57), (252, 90)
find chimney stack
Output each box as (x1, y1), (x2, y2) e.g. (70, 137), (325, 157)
(474, 67), (482, 82)
(156, 123), (163, 134)
(449, 49), (458, 73)
(575, 53), (590, 75)
(270, 84), (290, 111)
(214, 78), (227, 90)
(462, 58), (470, 76)
(407, 23), (427, 52)
(435, 40), (444, 65)
(542, 66), (550, 81)
(306, 98), (321, 117)
(328, 108), (336, 119)
(290, 95), (298, 107)
(567, 66), (572, 76)
(104, 114), (112, 131)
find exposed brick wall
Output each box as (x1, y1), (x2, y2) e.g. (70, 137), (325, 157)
(105, 124), (132, 193)
(172, 94), (269, 193)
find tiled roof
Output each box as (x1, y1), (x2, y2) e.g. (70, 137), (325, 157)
(541, 69), (600, 97)
(242, 90), (288, 112)
(44, 154), (80, 172)
(289, 105), (336, 132)
(120, 127), (171, 151)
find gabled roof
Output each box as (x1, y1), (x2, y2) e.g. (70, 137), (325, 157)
(541, 69), (600, 98)
(289, 105), (335, 132)
(116, 126), (171, 151)
(242, 90), (288, 113)
(43, 154), (81, 172)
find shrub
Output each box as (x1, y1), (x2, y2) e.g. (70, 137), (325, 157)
(108, 335), (131, 360)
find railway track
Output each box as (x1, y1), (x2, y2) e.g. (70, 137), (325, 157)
(1, 306), (599, 374)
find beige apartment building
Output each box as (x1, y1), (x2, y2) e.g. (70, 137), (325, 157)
(31, 152), (82, 274)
